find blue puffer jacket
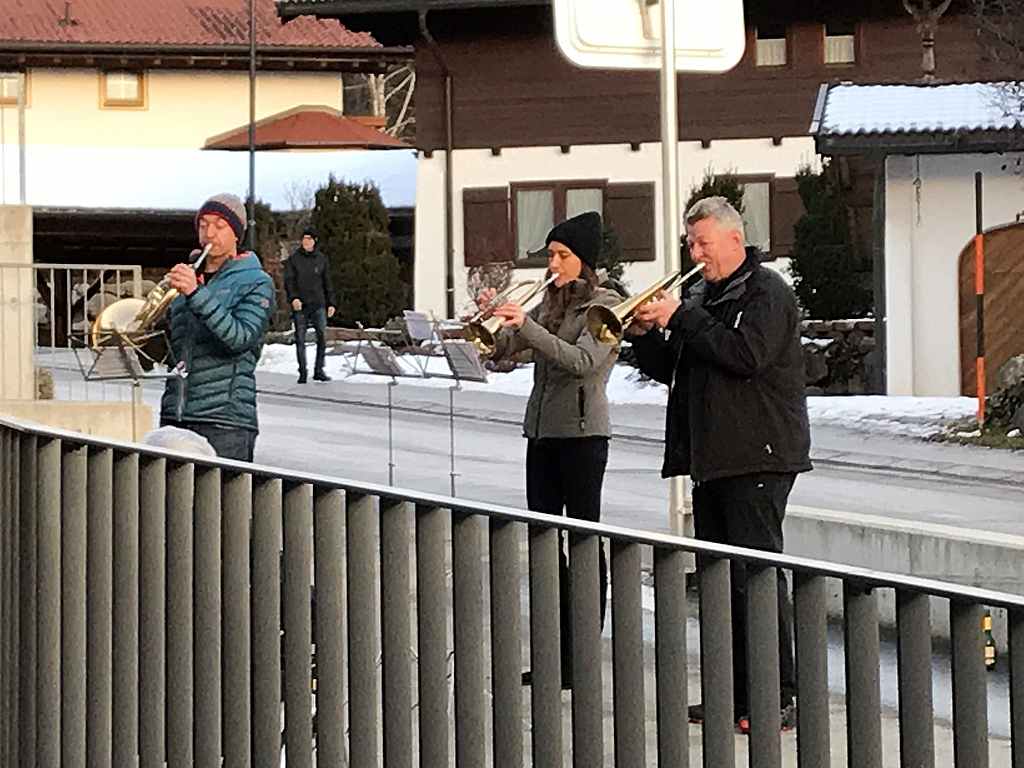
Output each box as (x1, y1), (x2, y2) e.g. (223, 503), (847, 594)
(160, 252), (275, 432)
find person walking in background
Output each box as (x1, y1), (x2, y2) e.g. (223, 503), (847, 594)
(630, 196), (811, 732)
(478, 211), (623, 689)
(161, 193), (275, 461)
(284, 227), (336, 383)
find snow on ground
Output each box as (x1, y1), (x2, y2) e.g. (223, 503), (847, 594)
(258, 344), (978, 437)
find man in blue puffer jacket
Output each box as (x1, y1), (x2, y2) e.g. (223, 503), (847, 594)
(160, 193), (275, 461)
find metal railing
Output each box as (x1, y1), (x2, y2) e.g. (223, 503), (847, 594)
(0, 262), (142, 401)
(1, 415), (1022, 767)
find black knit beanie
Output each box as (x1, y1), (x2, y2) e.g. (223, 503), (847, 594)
(543, 211), (602, 269)
(196, 193), (247, 243)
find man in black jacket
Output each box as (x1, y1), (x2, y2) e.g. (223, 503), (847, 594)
(631, 196), (811, 732)
(284, 227), (336, 383)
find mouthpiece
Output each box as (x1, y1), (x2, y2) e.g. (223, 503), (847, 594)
(190, 243), (213, 271)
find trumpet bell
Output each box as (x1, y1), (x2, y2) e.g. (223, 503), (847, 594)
(585, 304), (624, 345)
(91, 298), (148, 348)
(464, 316), (502, 357)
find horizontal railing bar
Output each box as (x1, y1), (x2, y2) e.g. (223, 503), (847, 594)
(3, 414), (1023, 610)
(0, 262), (142, 272)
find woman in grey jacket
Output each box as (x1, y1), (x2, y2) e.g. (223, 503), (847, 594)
(483, 211), (622, 689)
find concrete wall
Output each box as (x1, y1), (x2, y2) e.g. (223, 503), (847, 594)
(0, 400), (154, 443)
(414, 137), (819, 317)
(0, 205), (34, 400)
(786, 505), (1024, 651)
(884, 153), (1024, 396)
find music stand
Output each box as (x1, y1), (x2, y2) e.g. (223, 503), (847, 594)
(358, 344), (409, 485)
(72, 337), (184, 441)
(430, 336), (489, 496)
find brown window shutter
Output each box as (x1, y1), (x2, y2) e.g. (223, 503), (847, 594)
(604, 182), (655, 262)
(771, 177), (804, 258)
(463, 186), (510, 266)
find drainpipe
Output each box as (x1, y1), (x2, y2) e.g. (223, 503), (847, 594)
(419, 10), (455, 319)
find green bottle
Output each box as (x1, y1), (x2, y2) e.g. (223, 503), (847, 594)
(983, 610), (997, 671)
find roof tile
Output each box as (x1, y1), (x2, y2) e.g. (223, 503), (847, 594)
(0, 0), (377, 49)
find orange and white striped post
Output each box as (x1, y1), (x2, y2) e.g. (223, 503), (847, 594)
(974, 171), (986, 427)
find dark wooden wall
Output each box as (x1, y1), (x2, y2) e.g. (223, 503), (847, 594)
(413, 7), (1005, 151)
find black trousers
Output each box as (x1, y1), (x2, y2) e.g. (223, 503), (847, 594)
(160, 420), (257, 462)
(293, 306), (327, 377)
(693, 471), (797, 715)
(526, 436), (609, 679)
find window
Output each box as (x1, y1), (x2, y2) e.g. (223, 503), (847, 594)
(0, 72), (26, 106)
(825, 21), (856, 65)
(101, 71), (145, 107)
(755, 24), (787, 67)
(740, 180), (772, 254)
(511, 181), (604, 262)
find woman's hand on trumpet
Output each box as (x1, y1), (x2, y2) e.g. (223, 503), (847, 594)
(492, 302), (526, 329)
(633, 290), (681, 330)
(476, 287), (498, 312)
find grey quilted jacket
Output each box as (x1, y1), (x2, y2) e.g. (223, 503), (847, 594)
(493, 281), (622, 439)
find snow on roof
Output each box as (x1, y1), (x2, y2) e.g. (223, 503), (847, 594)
(815, 82), (1024, 136)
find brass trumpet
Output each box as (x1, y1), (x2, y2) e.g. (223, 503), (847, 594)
(91, 244), (212, 349)
(464, 273), (557, 357)
(586, 262), (705, 345)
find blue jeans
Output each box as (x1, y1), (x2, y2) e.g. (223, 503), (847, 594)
(293, 306), (327, 377)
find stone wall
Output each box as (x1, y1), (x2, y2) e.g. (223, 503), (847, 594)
(802, 319), (880, 395)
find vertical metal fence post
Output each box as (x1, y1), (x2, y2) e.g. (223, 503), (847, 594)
(453, 511), (486, 768)
(612, 541), (646, 768)
(166, 462), (195, 768)
(252, 478), (283, 768)
(416, 505), (450, 768)
(61, 443), (88, 768)
(951, 601), (989, 768)
(314, 488), (347, 768)
(139, 457), (167, 768)
(347, 493), (381, 768)
(1010, 608), (1024, 768)
(896, 590), (935, 768)
(528, 525), (563, 768)
(194, 467), (222, 768)
(747, 566), (782, 768)
(844, 583), (882, 768)
(490, 518), (523, 768)
(283, 482), (314, 768)
(654, 547), (688, 768)
(37, 438), (61, 768)
(222, 472), (253, 768)
(19, 434), (38, 767)
(381, 499), (414, 768)
(793, 573), (829, 768)
(87, 447), (114, 768)
(570, 532), (603, 768)
(700, 558), (735, 768)
(112, 451), (139, 768)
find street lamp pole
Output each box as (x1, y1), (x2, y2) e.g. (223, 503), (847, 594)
(247, 0), (257, 250)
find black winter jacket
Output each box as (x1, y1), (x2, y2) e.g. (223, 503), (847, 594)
(631, 253), (811, 482)
(284, 247), (334, 309)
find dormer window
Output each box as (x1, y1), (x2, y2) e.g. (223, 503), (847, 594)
(825, 21), (857, 65)
(101, 71), (145, 108)
(755, 24), (787, 67)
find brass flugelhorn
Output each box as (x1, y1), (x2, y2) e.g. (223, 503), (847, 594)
(463, 273), (558, 357)
(586, 262), (706, 345)
(91, 244), (212, 349)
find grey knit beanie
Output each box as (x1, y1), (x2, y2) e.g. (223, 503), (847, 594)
(196, 193), (247, 242)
